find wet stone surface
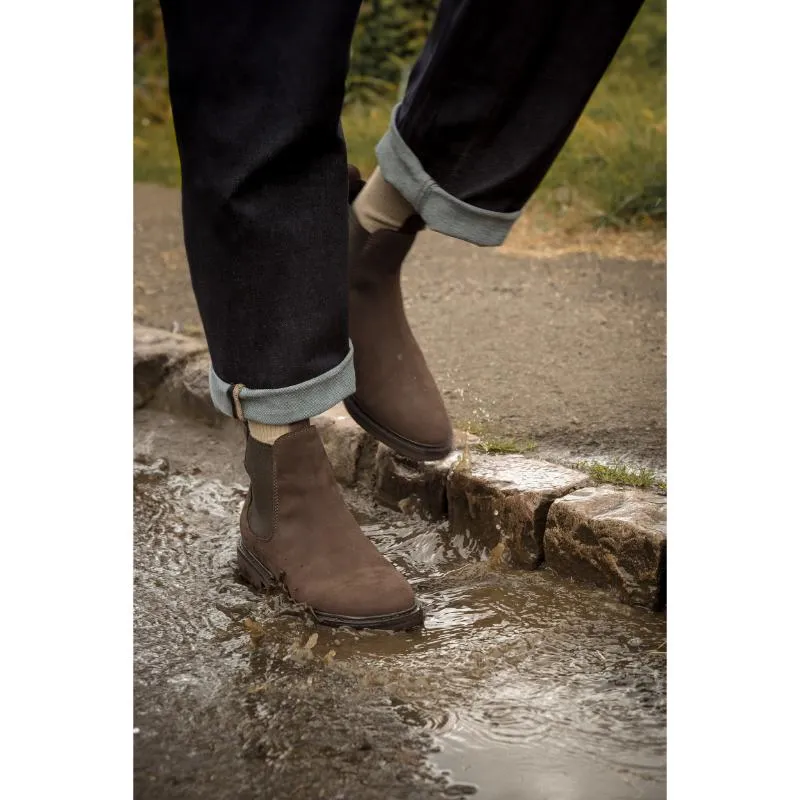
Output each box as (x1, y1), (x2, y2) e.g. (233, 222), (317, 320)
(315, 403), (375, 488)
(151, 354), (219, 426)
(447, 455), (590, 569)
(133, 326), (205, 409)
(544, 487), (667, 610)
(134, 410), (666, 800)
(374, 444), (451, 521)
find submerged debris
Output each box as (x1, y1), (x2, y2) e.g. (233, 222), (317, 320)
(242, 617), (266, 646)
(453, 445), (472, 475)
(284, 632), (320, 664)
(487, 541), (508, 570)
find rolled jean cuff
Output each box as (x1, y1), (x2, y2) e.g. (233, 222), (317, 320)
(209, 342), (356, 424)
(375, 105), (521, 247)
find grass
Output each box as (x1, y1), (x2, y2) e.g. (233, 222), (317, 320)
(459, 420), (537, 455)
(476, 437), (537, 455)
(133, 60), (178, 186)
(458, 423), (666, 491)
(534, 75), (666, 230)
(576, 460), (666, 492)
(341, 103), (393, 177)
(134, 1), (664, 241)
(134, 118), (180, 186)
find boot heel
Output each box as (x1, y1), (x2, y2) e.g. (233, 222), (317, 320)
(237, 544), (269, 589)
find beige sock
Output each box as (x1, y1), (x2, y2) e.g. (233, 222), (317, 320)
(248, 420), (308, 444)
(353, 167), (416, 233)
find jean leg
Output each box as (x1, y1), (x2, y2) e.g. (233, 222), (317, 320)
(377, 0), (644, 245)
(160, 0), (362, 422)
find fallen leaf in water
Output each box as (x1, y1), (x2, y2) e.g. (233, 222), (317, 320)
(285, 642), (314, 663)
(304, 632), (319, 650)
(242, 618), (266, 645)
(488, 541), (508, 570)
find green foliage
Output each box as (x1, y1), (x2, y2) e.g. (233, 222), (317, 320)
(613, 0), (666, 72)
(347, 1), (436, 105)
(132, 0), (665, 228)
(134, 1), (166, 83)
(132, 0), (436, 105)
(133, 0), (170, 129)
(543, 0), (665, 227)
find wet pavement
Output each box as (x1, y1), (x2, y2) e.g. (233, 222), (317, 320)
(134, 183), (666, 470)
(134, 410), (666, 799)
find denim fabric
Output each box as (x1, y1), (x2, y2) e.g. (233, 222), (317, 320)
(395, 0), (645, 215)
(376, 106), (520, 246)
(209, 350), (355, 425)
(160, 0), (362, 400)
(160, 0), (643, 422)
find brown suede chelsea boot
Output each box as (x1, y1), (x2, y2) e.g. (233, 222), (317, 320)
(346, 211), (454, 462)
(237, 422), (424, 630)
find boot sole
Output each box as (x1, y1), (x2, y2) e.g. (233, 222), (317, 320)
(343, 395), (453, 463)
(237, 539), (425, 632)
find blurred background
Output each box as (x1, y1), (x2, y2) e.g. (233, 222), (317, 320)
(133, 0), (665, 254)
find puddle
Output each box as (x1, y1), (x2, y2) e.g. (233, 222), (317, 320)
(331, 499), (665, 799)
(134, 455), (665, 799)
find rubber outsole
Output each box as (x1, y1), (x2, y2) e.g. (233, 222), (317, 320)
(343, 395), (452, 463)
(237, 540), (425, 632)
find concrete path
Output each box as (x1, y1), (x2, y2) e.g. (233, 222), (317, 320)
(134, 183), (665, 470)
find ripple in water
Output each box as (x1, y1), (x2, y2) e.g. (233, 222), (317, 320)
(327, 505), (666, 799)
(135, 464), (665, 800)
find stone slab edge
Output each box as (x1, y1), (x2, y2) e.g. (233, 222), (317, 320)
(134, 325), (667, 610)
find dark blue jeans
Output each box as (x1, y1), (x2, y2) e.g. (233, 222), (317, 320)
(159, 0), (644, 424)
